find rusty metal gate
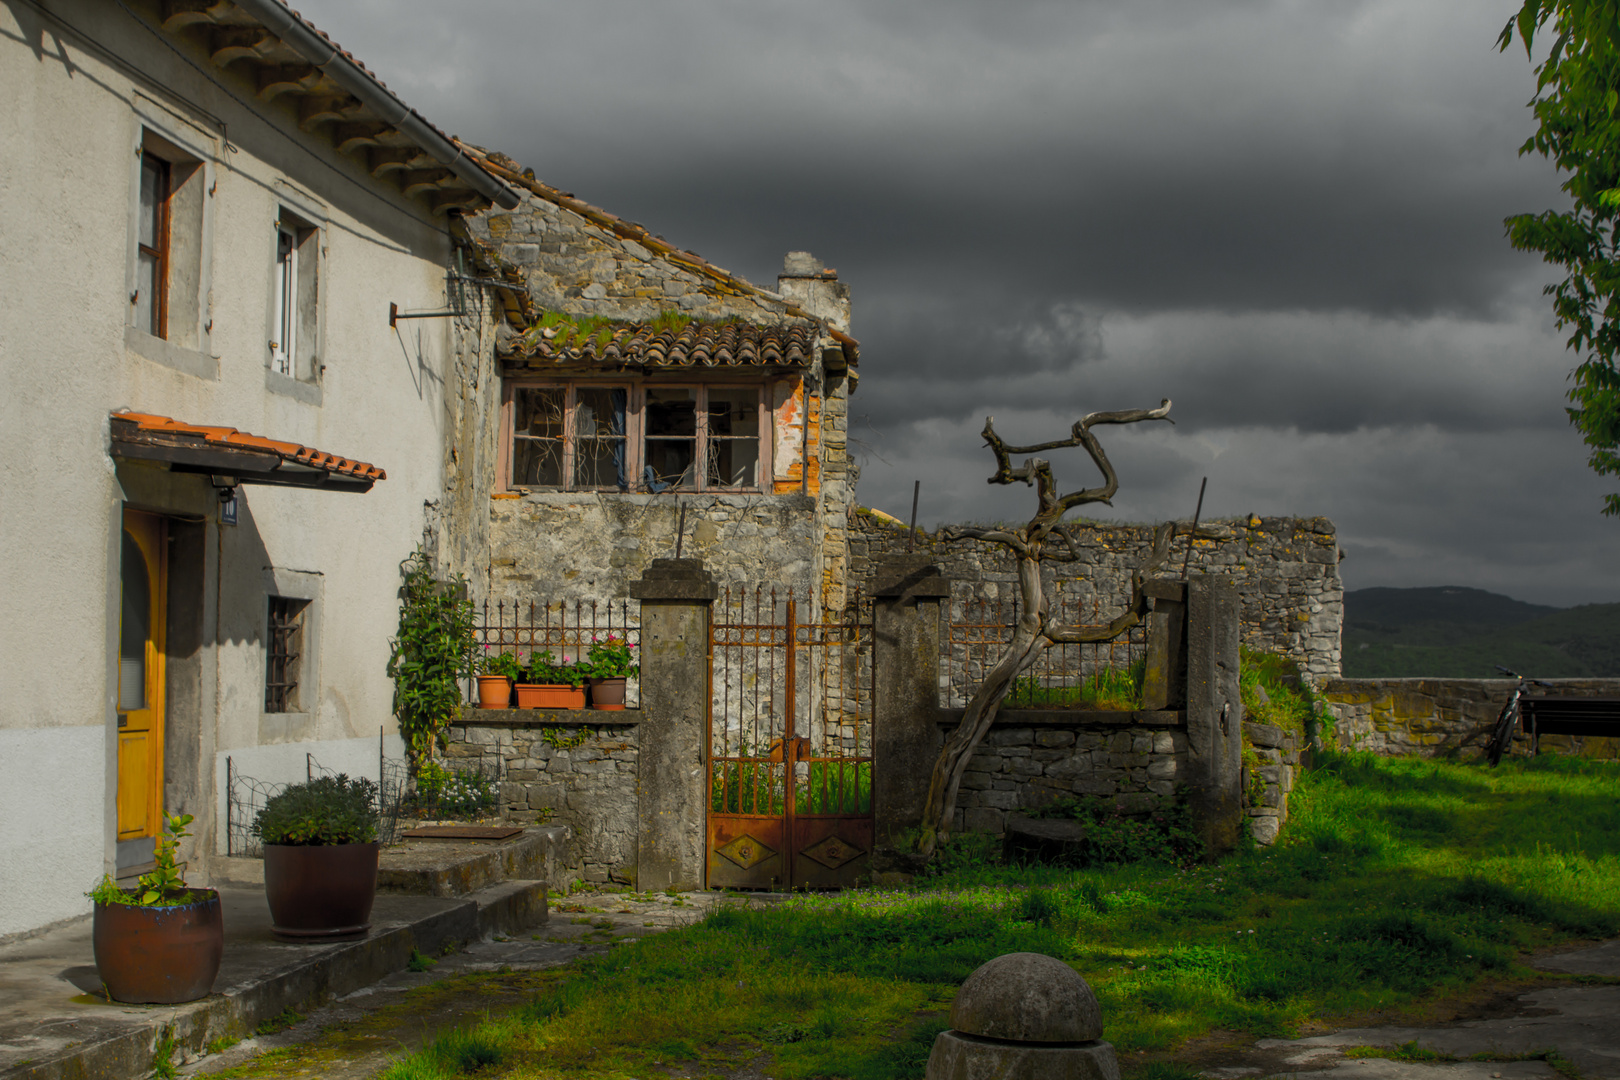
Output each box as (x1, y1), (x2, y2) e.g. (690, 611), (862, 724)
(707, 587), (873, 890)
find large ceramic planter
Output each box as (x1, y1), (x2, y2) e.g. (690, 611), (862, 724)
(514, 683), (586, 709)
(589, 677), (627, 710)
(475, 674), (512, 709)
(263, 843), (380, 939)
(93, 889), (223, 1003)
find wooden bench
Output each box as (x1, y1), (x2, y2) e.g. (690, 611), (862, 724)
(1518, 697), (1620, 752)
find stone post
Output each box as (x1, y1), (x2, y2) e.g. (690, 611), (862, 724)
(629, 558), (717, 891)
(871, 555), (951, 849)
(1141, 579), (1188, 711)
(1184, 575), (1244, 855)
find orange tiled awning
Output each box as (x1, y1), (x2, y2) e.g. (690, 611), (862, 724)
(109, 412), (385, 493)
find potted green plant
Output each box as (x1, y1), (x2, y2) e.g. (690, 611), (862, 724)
(474, 647), (520, 709)
(253, 774), (380, 939)
(582, 635), (638, 710)
(88, 813), (223, 1004)
(514, 649), (586, 709)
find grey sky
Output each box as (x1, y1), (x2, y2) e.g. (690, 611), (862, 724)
(298, 0), (1618, 607)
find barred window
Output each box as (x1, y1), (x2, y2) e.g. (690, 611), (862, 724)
(265, 596), (309, 713)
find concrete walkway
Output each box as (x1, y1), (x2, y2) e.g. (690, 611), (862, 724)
(0, 880), (545, 1080)
(177, 889), (738, 1078)
(1202, 941), (1620, 1080)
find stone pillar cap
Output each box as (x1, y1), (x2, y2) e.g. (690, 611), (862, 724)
(630, 558), (718, 601)
(950, 952), (1102, 1043)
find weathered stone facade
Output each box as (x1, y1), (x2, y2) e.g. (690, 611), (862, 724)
(446, 714), (640, 884)
(439, 157), (860, 612)
(488, 493), (819, 604)
(850, 511), (1344, 682)
(1322, 677), (1620, 760)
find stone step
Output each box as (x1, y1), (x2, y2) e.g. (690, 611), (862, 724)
(207, 825), (572, 900)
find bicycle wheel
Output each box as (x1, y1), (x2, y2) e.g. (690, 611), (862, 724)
(1486, 694), (1519, 766)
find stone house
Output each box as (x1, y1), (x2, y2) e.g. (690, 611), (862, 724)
(434, 145), (862, 613)
(0, 0), (517, 940)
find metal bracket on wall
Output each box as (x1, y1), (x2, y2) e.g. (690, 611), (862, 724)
(389, 249), (529, 327)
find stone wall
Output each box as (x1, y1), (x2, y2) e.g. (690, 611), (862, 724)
(446, 714), (640, 885)
(1242, 722), (1302, 845)
(947, 713), (1189, 836)
(946, 715), (1308, 846)
(849, 512), (1344, 681)
(1322, 678), (1620, 760)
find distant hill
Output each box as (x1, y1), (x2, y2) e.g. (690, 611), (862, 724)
(1341, 587), (1620, 678)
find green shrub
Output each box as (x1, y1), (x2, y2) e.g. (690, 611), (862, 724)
(1025, 799), (1206, 868)
(1239, 648), (1316, 737)
(253, 774), (378, 846)
(387, 549), (475, 768)
(412, 760), (498, 819)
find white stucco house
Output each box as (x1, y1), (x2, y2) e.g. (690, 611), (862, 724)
(0, 0), (519, 940)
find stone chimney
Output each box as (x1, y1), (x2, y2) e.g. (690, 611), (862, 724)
(777, 251), (851, 334)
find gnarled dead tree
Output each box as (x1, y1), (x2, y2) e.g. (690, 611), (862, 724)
(916, 400), (1176, 857)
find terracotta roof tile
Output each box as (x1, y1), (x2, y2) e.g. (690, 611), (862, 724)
(454, 142), (859, 367)
(501, 321), (820, 369)
(110, 412), (386, 482)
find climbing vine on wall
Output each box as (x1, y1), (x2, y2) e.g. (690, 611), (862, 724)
(387, 549), (475, 773)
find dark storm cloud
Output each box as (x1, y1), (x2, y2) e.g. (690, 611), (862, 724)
(294, 0), (1617, 605)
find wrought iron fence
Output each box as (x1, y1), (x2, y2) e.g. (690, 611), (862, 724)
(944, 584), (1148, 709)
(471, 597), (641, 706)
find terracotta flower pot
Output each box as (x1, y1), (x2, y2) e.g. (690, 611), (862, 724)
(93, 889), (223, 1003)
(475, 674), (512, 709)
(263, 843), (380, 939)
(514, 683), (586, 709)
(589, 677), (627, 710)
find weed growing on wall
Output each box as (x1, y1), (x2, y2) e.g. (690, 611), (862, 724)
(387, 549), (475, 772)
(1240, 648), (1317, 737)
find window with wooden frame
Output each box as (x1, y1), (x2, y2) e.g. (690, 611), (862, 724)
(504, 380), (768, 493)
(135, 152), (170, 338)
(270, 208), (320, 380)
(129, 126), (207, 352)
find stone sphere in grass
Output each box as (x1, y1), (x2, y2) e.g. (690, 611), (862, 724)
(949, 952), (1102, 1043)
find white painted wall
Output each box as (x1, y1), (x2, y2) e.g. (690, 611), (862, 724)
(0, 0), (465, 937)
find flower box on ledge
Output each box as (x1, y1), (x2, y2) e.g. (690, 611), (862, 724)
(513, 683), (586, 709)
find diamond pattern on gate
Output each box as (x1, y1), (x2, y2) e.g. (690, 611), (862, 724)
(716, 833), (776, 870)
(800, 834), (865, 870)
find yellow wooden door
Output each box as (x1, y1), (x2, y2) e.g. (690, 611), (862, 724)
(117, 509), (166, 842)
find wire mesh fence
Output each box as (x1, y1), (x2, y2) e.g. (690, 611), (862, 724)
(224, 750), (504, 856)
(944, 583), (1148, 709)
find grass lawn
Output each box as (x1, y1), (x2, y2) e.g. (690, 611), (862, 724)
(373, 752), (1619, 1080)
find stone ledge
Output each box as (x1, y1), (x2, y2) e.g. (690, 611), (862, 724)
(455, 708), (642, 726)
(937, 708), (1184, 728)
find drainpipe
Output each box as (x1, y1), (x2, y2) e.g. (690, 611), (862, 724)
(230, 0), (520, 211)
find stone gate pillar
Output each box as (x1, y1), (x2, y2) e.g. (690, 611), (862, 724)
(1185, 575), (1244, 855)
(872, 555), (951, 848)
(630, 558), (717, 890)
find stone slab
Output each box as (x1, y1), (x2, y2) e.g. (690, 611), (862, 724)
(376, 826), (569, 898)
